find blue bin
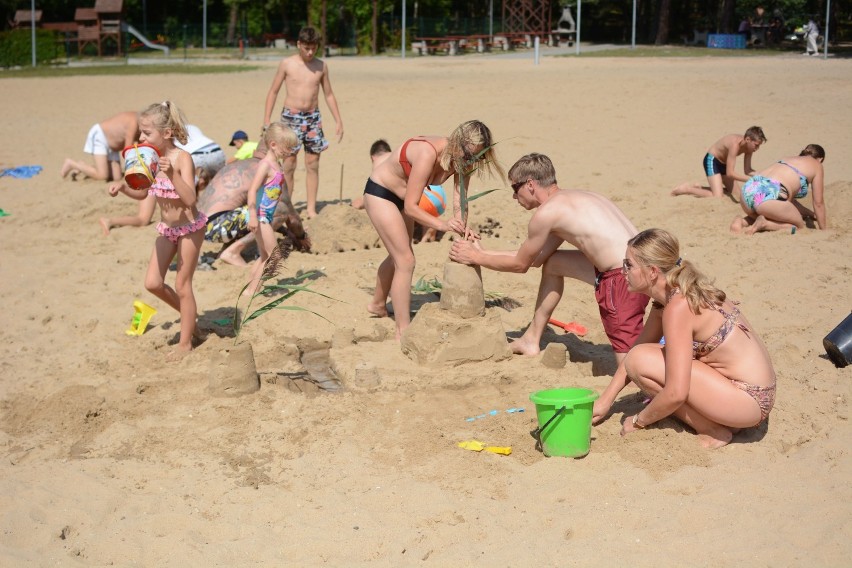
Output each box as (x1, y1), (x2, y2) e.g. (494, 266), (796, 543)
(707, 34), (746, 49)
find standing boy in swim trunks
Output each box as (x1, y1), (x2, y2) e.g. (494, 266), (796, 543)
(671, 126), (766, 199)
(61, 111), (139, 182)
(263, 26), (344, 219)
(449, 153), (648, 365)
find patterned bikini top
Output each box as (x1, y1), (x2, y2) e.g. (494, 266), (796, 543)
(777, 160), (809, 198)
(148, 177), (181, 200)
(668, 288), (750, 359)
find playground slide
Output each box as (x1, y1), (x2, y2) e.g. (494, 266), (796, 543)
(122, 23), (170, 56)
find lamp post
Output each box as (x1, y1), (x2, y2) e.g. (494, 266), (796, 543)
(31, 0), (36, 67)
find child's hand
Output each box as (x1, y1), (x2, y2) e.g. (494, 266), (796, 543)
(248, 214), (258, 233)
(107, 182), (123, 197)
(158, 154), (173, 177)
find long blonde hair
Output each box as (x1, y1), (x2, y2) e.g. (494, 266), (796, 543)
(140, 100), (189, 145)
(628, 228), (725, 314)
(440, 120), (504, 180)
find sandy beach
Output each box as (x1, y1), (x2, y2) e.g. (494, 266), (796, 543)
(1, 51), (851, 565)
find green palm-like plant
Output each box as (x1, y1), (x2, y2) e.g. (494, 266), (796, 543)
(234, 240), (336, 342)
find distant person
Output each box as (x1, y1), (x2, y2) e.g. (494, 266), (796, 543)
(365, 120), (502, 340)
(803, 17), (820, 56)
(61, 111), (139, 181)
(107, 101), (205, 361)
(449, 153), (647, 364)
(176, 124), (226, 180)
(671, 126), (766, 199)
(594, 228), (776, 449)
(263, 26), (344, 219)
(730, 144), (826, 235)
(198, 141), (310, 267)
(350, 139), (393, 209)
(227, 130), (259, 164)
(99, 194), (155, 236)
(244, 124), (301, 296)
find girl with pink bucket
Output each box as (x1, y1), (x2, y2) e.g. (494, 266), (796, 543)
(108, 101), (207, 361)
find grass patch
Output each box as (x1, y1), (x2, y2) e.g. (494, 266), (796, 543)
(559, 45), (792, 58)
(0, 63), (259, 79)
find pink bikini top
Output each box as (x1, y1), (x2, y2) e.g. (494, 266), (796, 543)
(148, 177), (181, 200)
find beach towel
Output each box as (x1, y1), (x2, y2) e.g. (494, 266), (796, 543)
(0, 166), (42, 179)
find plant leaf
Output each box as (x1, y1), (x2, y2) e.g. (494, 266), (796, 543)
(468, 188), (503, 202)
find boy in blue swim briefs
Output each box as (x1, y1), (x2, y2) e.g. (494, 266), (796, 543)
(263, 26), (344, 220)
(671, 126), (766, 199)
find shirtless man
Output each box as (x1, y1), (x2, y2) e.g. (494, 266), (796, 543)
(62, 111), (139, 181)
(198, 143), (310, 267)
(263, 26), (344, 219)
(449, 153), (648, 364)
(671, 126), (766, 199)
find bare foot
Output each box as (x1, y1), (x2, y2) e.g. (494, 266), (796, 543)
(61, 159), (78, 179)
(218, 249), (249, 267)
(729, 216), (748, 234)
(99, 217), (111, 236)
(367, 302), (388, 318)
(510, 336), (541, 356)
(165, 345), (192, 362)
(670, 182), (696, 196)
(697, 425), (733, 449)
(744, 215), (768, 235)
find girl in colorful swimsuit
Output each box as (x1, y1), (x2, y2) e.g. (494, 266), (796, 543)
(108, 101), (207, 361)
(731, 144), (826, 235)
(244, 123), (301, 296)
(592, 228), (776, 449)
(363, 120), (504, 340)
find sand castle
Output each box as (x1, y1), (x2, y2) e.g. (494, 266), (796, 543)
(400, 261), (512, 366)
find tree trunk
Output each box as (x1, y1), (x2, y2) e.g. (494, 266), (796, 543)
(226, 3), (238, 45)
(321, 0), (327, 45)
(307, 0), (313, 28)
(720, 0), (736, 34)
(372, 0), (378, 55)
(654, 0), (671, 45)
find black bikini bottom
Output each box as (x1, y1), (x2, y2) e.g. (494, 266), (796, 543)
(364, 178), (404, 211)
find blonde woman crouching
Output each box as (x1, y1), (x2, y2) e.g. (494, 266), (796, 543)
(593, 228), (776, 448)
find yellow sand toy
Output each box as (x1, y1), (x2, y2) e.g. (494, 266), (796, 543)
(125, 300), (157, 336)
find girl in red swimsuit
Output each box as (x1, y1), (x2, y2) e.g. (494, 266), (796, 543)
(363, 120), (503, 340)
(593, 228), (777, 449)
(108, 101), (207, 361)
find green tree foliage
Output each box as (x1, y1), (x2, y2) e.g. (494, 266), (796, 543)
(3, 0), (845, 49)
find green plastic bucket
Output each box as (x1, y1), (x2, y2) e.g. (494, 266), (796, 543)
(529, 388), (599, 458)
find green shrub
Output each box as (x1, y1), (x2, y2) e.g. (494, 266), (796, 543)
(0, 29), (62, 68)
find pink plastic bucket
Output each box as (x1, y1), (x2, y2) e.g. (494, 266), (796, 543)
(122, 143), (160, 189)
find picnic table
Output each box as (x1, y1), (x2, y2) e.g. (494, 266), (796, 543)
(412, 32), (554, 56)
(412, 36), (461, 55)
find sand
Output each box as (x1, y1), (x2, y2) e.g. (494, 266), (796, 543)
(1, 51), (851, 565)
